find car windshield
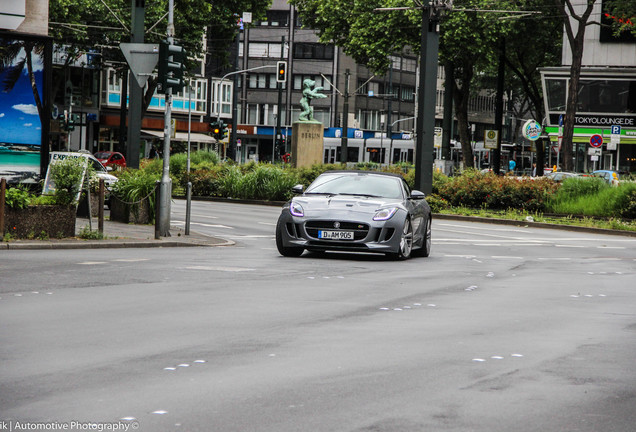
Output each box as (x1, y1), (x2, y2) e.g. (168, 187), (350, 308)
(94, 152), (110, 159)
(306, 174), (403, 199)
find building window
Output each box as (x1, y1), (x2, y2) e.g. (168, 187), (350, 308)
(293, 43), (334, 60)
(400, 85), (415, 102)
(293, 74), (331, 91)
(357, 80), (383, 96)
(257, 10), (290, 27)
(359, 110), (381, 130)
(247, 73), (282, 89)
(240, 42), (288, 58)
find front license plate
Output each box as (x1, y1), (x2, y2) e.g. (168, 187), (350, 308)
(318, 230), (354, 240)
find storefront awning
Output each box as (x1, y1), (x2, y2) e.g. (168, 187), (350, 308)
(141, 129), (217, 144)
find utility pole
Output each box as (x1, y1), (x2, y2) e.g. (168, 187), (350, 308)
(493, 38), (505, 175)
(276, 36), (285, 160)
(413, 7), (439, 194)
(340, 69), (350, 164)
(126, 0), (144, 169)
(158, 0), (174, 236)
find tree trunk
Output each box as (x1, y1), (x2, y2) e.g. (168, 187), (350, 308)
(556, 0), (598, 172)
(453, 67), (474, 169)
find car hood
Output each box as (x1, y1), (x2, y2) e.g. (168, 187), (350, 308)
(292, 194), (404, 217)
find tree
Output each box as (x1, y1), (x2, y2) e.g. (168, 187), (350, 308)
(292, 0), (522, 168)
(553, 0), (599, 172)
(604, 0), (636, 36)
(48, 0), (271, 116)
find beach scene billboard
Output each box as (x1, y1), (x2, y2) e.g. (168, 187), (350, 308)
(0, 35), (46, 183)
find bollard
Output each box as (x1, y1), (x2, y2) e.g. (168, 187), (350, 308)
(185, 181), (192, 235)
(0, 178), (6, 241)
(98, 179), (105, 234)
(154, 180), (161, 239)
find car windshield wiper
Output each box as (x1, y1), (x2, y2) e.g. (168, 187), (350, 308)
(304, 192), (335, 196)
(336, 193), (382, 198)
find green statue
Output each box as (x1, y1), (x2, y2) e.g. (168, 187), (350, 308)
(298, 79), (327, 122)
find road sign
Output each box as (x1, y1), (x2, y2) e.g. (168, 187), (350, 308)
(120, 43), (160, 87)
(484, 130), (498, 149)
(608, 125), (620, 150)
(589, 134), (603, 148)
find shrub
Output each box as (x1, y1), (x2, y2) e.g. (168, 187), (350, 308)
(49, 157), (88, 204)
(436, 171), (558, 212)
(4, 187), (33, 209)
(622, 188), (636, 219)
(111, 169), (160, 221)
(426, 193), (450, 213)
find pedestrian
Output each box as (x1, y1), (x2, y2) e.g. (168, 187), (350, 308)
(532, 163), (537, 177)
(509, 159), (516, 173)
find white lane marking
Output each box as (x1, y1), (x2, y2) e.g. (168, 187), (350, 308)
(537, 257), (571, 261)
(438, 223), (530, 233)
(596, 246), (625, 249)
(435, 238), (550, 244)
(113, 259), (150, 262)
(172, 221), (233, 229)
(555, 245), (585, 248)
(183, 265), (255, 272)
(436, 228), (528, 240)
(474, 244), (501, 246)
(78, 261), (108, 265)
(444, 254), (476, 258)
(491, 256), (523, 260)
(226, 235), (275, 239)
(258, 222), (277, 226)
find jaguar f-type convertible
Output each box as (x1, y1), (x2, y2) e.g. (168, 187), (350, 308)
(275, 171), (431, 260)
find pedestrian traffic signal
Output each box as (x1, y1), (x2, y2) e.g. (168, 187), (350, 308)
(276, 61), (287, 83)
(158, 41), (186, 93)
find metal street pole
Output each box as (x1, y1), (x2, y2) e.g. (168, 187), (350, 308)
(340, 69), (350, 164)
(126, 0), (144, 169)
(158, 0), (174, 237)
(414, 7), (439, 194)
(185, 79), (192, 235)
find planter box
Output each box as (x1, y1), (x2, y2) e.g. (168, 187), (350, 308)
(109, 195), (152, 224)
(77, 193), (103, 218)
(3, 205), (76, 238)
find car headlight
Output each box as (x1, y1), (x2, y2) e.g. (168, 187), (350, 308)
(373, 207), (398, 221)
(290, 201), (304, 217)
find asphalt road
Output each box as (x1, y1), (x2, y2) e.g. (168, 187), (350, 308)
(1, 200), (635, 432)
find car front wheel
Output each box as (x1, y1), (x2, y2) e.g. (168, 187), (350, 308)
(391, 217), (413, 260)
(276, 218), (304, 257)
(412, 216), (431, 258)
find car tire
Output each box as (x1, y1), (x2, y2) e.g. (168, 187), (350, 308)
(391, 217), (413, 260)
(412, 216), (431, 258)
(276, 218), (304, 257)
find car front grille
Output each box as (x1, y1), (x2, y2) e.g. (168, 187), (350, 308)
(304, 220), (369, 241)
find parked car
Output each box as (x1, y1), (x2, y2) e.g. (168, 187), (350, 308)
(545, 171), (585, 182)
(275, 171), (432, 260)
(591, 170), (620, 185)
(94, 151), (126, 169)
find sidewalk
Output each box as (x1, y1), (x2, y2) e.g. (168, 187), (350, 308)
(0, 217), (233, 250)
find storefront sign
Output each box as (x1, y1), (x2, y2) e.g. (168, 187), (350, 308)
(522, 120), (542, 141)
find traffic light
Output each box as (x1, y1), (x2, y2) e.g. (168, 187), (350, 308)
(158, 41), (186, 93)
(210, 120), (221, 139)
(276, 61), (287, 83)
(220, 121), (228, 140)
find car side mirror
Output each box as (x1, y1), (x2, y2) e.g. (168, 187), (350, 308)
(106, 166), (113, 172)
(292, 184), (304, 194)
(410, 190), (426, 200)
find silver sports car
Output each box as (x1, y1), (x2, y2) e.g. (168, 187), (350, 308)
(275, 171), (431, 259)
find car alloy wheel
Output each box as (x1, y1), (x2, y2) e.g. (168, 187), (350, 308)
(396, 218), (413, 260)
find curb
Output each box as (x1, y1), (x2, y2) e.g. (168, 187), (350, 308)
(433, 213), (636, 237)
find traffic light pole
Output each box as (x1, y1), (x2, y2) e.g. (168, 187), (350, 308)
(158, 0), (174, 237)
